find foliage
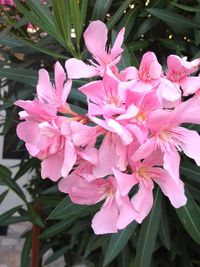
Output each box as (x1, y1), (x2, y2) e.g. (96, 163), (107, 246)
(0, 0), (200, 266)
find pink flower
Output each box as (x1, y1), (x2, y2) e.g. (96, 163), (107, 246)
(133, 96), (200, 182)
(65, 20), (125, 79)
(79, 68), (127, 118)
(113, 150), (187, 223)
(59, 174), (137, 234)
(37, 62), (72, 113)
(166, 55), (200, 96)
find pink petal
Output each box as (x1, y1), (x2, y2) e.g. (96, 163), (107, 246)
(112, 168), (138, 196)
(153, 168), (187, 208)
(17, 121), (40, 144)
(107, 119), (133, 145)
(172, 96), (200, 125)
(92, 200), (118, 234)
(93, 133), (118, 177)
(84, 20), (108, 63)
(116, 194), (137, 230)
(131, 183), (154, 223)
(132, 137), (157, 161)
(36, 69), (54, 104)
(163, 147), (180, 183)
(181, 77), (200, 96)
(54, 61), (66, 97)
(159, 78), (181, 107)
(69, 178), (106, 205)
(79, 80), (104, 104)
(65, 58), (97, 79)
(60, 79), (72, 105)
(61, 139), (77, 177)
(177, 127), (200, 166)
(149, 60), (162, 79)
(118, 66), (138, 81)
(41, 153), (63, 181)
(111, 27), (125, 58)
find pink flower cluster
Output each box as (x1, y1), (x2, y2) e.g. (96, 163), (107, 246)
(16, 21), (200, 234)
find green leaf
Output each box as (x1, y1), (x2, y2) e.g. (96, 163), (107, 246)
(0, 190), (9, 204)
(0, 215), (29, 226)
(84, 235), (109, 258)
(52, 0), (77, 56)
(159, 201), (171, 250)
(180, 160), (200, 183)
(107, 0), (134, 30)
(0, 67), (38, 86)
(0, 165), (26, 202)
(103, 221), (137, 266)
(27, 203), (44, 228)
(133, 17), (158, 40)
(92, 0), (113, 21)
(15, 0), (63, 44)
(21, 231), (32, 267)
(48, 196), (89, 220)
(170, 2), (200, 12)
(0, 164), (12, 181)
(135, 187), (162, 267)
(44, 245), (70, 265)
(176, 187), (200, 245)
(0, 206), (22, 223)
(147, 8), (200, 33)
(40, 219), (74, 239)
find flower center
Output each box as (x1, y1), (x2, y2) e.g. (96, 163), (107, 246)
(134, 110), (147, 122)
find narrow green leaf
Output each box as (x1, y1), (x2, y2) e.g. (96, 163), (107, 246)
(159, 202), (170, 250)
(147, 8), (200, 33)
(92, 0), (113, 21)
(44, 245), (70, 265)
(21, 231), (32, 267)
(133, 17), (158, 40)
(135, 187), (162, 267)
(84, 235), (109, 258)
(176, 187), (200, 245)
(0, 165), (26, 202)
(69, 0), (82, 49)
(16, 39), (66, 59)
(40, 219), (74, 239)
(48, 196), (89, 220)
(103, 221), (137, 266)
(0, 215), (29, 226)
(0, 164), (12, 180)
(170, 2), (200, 12)
(180, 160), (200, 183)
(0, 190), (9, 205)
(52, 0), (77, 56)
(15, 0), (63, 43)
(0, 206), (22, 223)
(107, 0), (134, 30)
(0, 67), (38, 86)
(27, 203), (44, 228)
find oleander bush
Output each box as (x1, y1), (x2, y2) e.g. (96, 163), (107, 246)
(0, 1), (200, 267)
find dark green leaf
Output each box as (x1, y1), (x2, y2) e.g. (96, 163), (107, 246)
(176, 187), (200, 245)
(0, 67), (38, 86)
(170, 2), (200, 12)
(92, 0), (113, 21)
(0, 190), (9, 205)
(48, 196), (89, 220)
(21, 231), (32, 267)
(103, 221), (137, 266)
(147, 8), (200, 33)
(135, 187), (162, 267)
(107, 0), (134, 30)
(44, 245), (70, 265)
(0, 206), (22, 223)
(40, 219), (74, 239)
(0, 165), (26, 202)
